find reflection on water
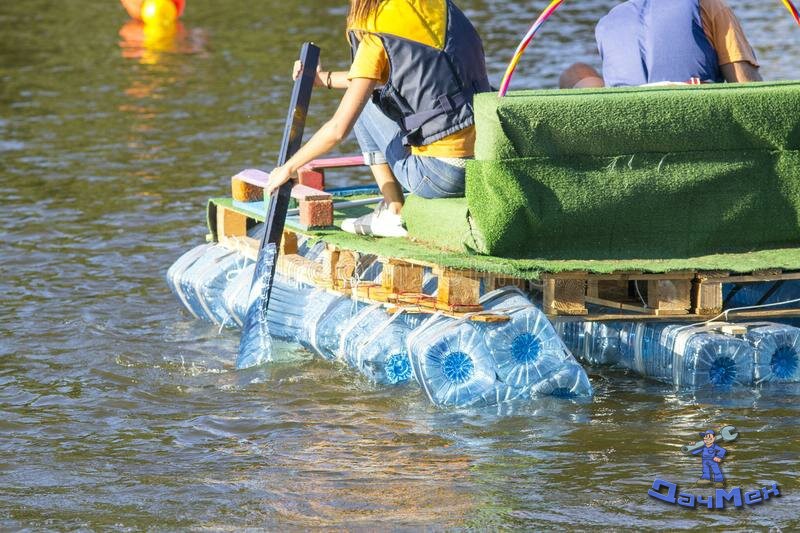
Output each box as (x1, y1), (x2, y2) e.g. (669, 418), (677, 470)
(1, 0), (799, 529)
(118, 20), (208, 65)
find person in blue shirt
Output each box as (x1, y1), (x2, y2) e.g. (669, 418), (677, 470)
(692, 429), (727, 485)
(559, 0), (761, 89)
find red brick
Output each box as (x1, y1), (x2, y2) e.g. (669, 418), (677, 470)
(299, 199), (333, 228)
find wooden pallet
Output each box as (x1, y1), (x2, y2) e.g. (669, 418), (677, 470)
(214, 201), (800, 322)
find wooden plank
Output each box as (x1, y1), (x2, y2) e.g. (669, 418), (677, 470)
(436, 268), (481, 307)
(705, 271), (800, 284)
(216, 205), (248, 238)
(232, 168), (270, 187)
(543, 278), (587, 315)
(331, 249), (357, 289)
(585, 296), (651, 314)
(551, 307), (800, 323)
(647, 279), (692, 314)
(542, 270), (695, 282)
(306, 155), (365, 170)
(280, 230), (298, 256)
(693, 279), (723, 315)
(381, 260), (424, 294)
(276, 253), (332, 288)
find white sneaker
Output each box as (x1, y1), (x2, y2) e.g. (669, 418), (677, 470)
(341, 203), (408, 238)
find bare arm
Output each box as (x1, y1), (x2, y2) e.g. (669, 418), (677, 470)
(292, 61), (352, 90)
(266, 77), (377, 193)
(720, 61), (762, 83)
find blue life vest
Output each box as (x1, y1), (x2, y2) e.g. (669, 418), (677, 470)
(348, 0), (491, 147)
(595, 0), (723, 87)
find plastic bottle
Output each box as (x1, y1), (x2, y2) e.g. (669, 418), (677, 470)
(666, 325), (755, 389)
(166, 243), (212, 315)
(407, 316), (499, 408)
(339, 304), (387, 367)
(223, 263), (315, 342)
(180, 245), (248, 325)
(616, 322), (671, 381)
(480, 286), (533, 311)
(484, 306), (574, 390)
(345, 309), (416, 385)
(222, 263), (254, 327)
(743, 323), (800, 383)
(528, 363), (594, 398)
(556, 321), (590, 362)
(585, 322), (624, 365)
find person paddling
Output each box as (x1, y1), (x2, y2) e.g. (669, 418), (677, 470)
(560, 0), (762, 89)
(265, 0), (490, 237)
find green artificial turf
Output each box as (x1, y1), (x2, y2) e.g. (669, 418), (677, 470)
(474, 81), (800, 160)
(461, 81), (800, 258)
(208, 197), (800, 280)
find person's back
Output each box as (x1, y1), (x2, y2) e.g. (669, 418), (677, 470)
(560, 0), (761, 89)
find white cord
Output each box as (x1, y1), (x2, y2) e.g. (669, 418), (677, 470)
(672, 297), (800, 335)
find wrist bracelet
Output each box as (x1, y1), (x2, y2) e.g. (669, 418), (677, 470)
(326, 71), (333, 90)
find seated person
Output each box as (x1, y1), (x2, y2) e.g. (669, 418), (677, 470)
(266, 0), (490, 238)
(560, 0), (762, 89)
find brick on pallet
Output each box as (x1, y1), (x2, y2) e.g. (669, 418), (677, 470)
(299, 199), (333, 228)
(231, 169), (269, 202)
(297, 167), (324, 190)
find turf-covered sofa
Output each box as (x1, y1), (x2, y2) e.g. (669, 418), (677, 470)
(404, 81), (800, 260)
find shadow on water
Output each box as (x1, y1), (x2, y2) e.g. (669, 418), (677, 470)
(1, 0), (799, 529)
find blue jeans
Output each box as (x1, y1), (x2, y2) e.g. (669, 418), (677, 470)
(352, 100), (466, 199)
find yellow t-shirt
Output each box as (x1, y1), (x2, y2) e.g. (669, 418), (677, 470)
(699, 0), (759, 67)
(347, 1), (475, 158)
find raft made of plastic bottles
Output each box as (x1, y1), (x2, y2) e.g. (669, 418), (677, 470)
(166, 237), (593, 407)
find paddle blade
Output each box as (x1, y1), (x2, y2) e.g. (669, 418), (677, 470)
(236, 243), (277, 369)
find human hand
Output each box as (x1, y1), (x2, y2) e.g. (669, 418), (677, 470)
(266, 165), (294, 195)
(293, 60), (324, 86)
(713, 457), (722, 463)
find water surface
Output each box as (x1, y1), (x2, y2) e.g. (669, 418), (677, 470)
(2, 0), (799, 528)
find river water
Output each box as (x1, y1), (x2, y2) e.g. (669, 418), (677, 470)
(2, 0), (799, 529)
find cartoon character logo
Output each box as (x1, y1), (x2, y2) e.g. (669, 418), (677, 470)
(649, 426), (782, 509)
(682, 425), (739, 487)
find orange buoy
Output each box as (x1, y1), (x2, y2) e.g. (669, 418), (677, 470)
(119, 0), (185, 22)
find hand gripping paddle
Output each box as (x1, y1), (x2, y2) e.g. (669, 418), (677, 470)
(237, 42), (320, 369)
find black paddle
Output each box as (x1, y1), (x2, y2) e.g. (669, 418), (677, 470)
(237, 42), (321, 368)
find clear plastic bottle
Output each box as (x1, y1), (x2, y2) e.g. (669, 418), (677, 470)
(338, 304), (387, 367)
(744, 323), (800, 383)
(357, 315), (416, 385)
(484, 306), (574, 390)
(303, 293), (368, 360)
(222, 263), (254, 327)
(528, 363), (594, 398)
(480, 286), (533, 311)
(407, 316), (499, 408)
(616, 322), (671, 381)
(181, 245), (248, 325)
(667, 326), (755, 389)
(585, 322), (624, 365)
(556, 321), (591, 362)
(166, 243), (212, 315)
